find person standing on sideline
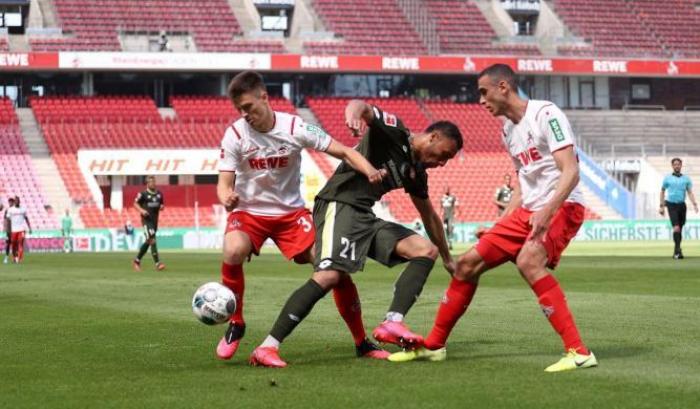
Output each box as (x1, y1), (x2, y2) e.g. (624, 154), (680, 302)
(61, 209), (73, 253)
(441, 187), (458, 249)
(133, 175), (165, 271)
(494, 174), (514, 216)
(2, 196), (14, 264)
(7, 196), (31, 263)
(660, 158), (698, 259)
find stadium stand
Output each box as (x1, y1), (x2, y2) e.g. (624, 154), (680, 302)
(566, 110), (700, 157)
(553, 0), (700, 58)
(425, 0), (540, 56)
(304, 0), (427, 55)
(30, 0), (284, 53)
(0, 99), (57, 229)
(171, 96), (295, 123)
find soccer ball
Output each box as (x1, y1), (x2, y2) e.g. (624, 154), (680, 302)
(192, 282), (236, 325)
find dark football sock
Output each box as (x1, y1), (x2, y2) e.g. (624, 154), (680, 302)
(136, 241), (149, 261)
(269, 279), (328, 343)
(388, 257), (435, 315)
(150, 242), (160, 263)
(673, 231), (681, 253)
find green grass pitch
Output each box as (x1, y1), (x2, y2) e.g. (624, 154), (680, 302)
(1, 241), (699, 409)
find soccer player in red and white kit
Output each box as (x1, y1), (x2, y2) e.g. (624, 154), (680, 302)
(215, 71), (389, 361)
(390, 64), (597, 372)
(7, 196), (32, 264)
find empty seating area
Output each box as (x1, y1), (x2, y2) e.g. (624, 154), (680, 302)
(31, 0), (283, 53)
(304, 0), (427, 56)
(425, 0), (539, 56)
(171, 96), (295, 123)
(627, 0), (700, 58)
(424, 101), (504, 152)
(0, 99), (56, 229)
(554, 0), (660, 57)
(79, 204), (216, 228)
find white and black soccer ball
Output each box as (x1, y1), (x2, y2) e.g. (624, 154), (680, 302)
(192, 282), (236, 325)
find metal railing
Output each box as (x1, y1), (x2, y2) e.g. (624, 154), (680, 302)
(396, 0), (440, 55)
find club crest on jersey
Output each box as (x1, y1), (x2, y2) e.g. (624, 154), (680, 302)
(527, 131), (535, 146)
(278, 145), (290, 155)
(382, 112), (397, 127)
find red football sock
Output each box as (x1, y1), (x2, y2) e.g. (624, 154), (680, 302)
(424, 278), (478, 350)
(332, 274), (366, 346)
(221, 262), (245, 324)
(531, 274), (588, 354)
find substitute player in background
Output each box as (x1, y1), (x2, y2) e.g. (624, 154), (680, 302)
(216, 71), (388, 362)
(659, 158), (698, 259)
(494, 173), (514, 216)
(7, 196), (32, 263)
(2, 196), (13, 264)
(249, 100), (462, 368)
(61, 209), (74, 253)
(390, 64), (597, 372)
(132, 176), (165, 271)
(441, 187), (457, 249)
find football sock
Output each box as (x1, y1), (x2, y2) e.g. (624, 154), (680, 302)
(136, 241), (149, 261)
(385, 312), (404, 322)
(673, 231), (681, 253)
(388, 257), (434, 315)
(332, 274), (366, 346)
(531, 274), (589, 354)
(269, 279), (328, 343)
(150, 242), (160, 263)
(260, 335), (280, 349)
(18, 239), (24, 261)
(221, 262), (245, 323)
(424, 278), (477, 350)
(4, 240), (10, 256)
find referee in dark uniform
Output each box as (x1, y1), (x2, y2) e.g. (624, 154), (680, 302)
(133, 175), (166, 271)
(659, 158), (698, 259)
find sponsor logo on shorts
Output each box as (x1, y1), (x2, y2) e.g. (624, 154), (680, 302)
(288, 314), (300, 322)
(549, 118), (565, 142)
(318, 259), (332, 269)
(382, 112), (397, 127)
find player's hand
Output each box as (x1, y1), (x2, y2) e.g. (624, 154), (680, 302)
(346, 117), (367, 137)
(367, 168), (387, 184)
(658, 205), (665, 216)
(443, 258), (456, 276)
(694, 203), (699, 213)
(528, 207), (554, 243)
(223, 192), (239, 212)
(474, 225), (488, 239)
(140, 209), (149, 217)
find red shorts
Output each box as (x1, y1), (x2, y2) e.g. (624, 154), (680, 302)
(475, 202), (584, 269)
(225, 209), (315, 260)
(10, 231), (25, 243)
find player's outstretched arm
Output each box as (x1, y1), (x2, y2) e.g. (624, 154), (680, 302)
(344, 100), (374, 136)
(410, 195), (455, 274)
(217, 171), (239, 212)
(25, 215), (32, 234)
(325, 139), (386, 184)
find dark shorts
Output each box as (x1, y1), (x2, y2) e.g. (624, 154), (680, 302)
(666, 201), (687, 228)
(312, 199), (416, 274)
(142, 219), (158, 238)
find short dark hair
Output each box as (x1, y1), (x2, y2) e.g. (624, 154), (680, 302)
(426, 120), (463, 151)
(671, 157), (682, 165)
(478, 63), (518, 90)
(8, 197), (15, 203)
(227, 71), (266, 101)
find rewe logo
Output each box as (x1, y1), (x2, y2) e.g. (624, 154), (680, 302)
(300, 55), (338, 69)
(517, 59), (553, 72)
(516, 147), (543, 166)
(593, 60), (628, 73)
(0, 53), (29, 67)
(248, 155), (289, 170)
(382, 57), (420, 70)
